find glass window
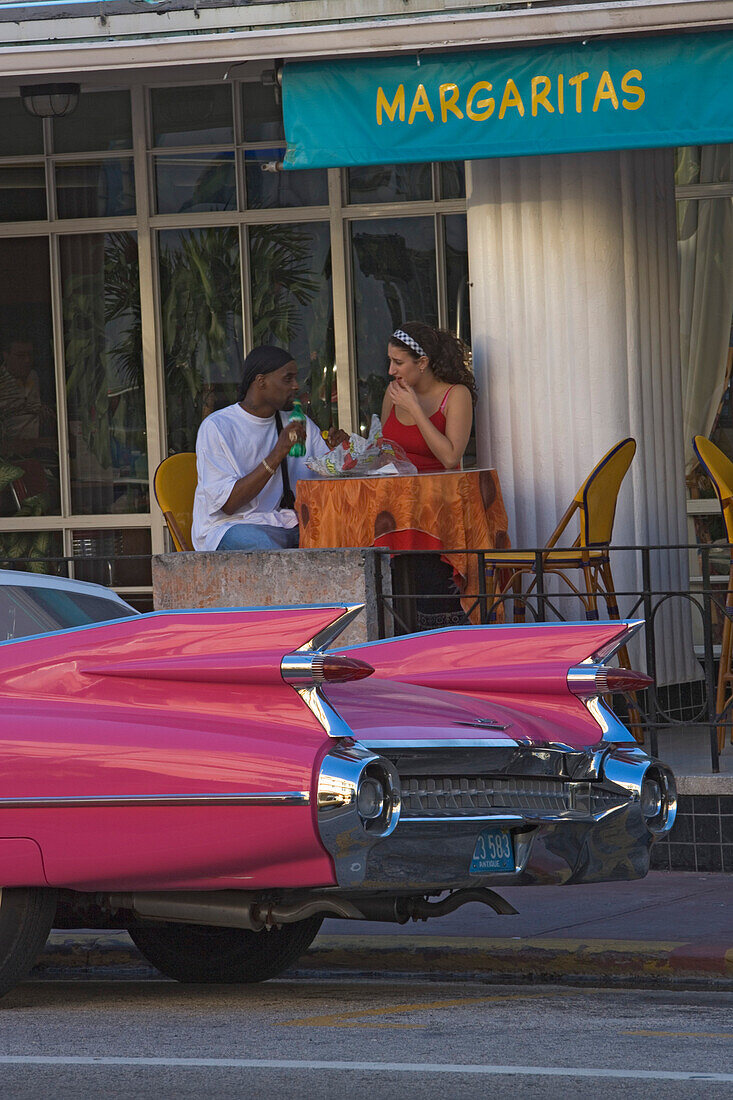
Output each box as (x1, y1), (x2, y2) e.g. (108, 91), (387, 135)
(56, 159), (136, 219)
(241, 81), (284, 142)
(60, 232), (146, 516)
(0, 530), (63, 576)
(53, 91), (133, 154)
(444, 214), (470, 345)
(0, 166), (46, 222)
(440, 161), (466, 200)
(244, 151), (327, 209)
(0, 97), (44, 157)
(154, 152), (236, 215)
(249, 221), (336, 429)
(72, 527), (151, 589)
(676, 144), (733, 187)
(348, 164), (432, 205)
(151, 85), (233, 147)
(0, 237), (59, 518)
(159, 227), (243, 453)
(351, 216), (438, 430)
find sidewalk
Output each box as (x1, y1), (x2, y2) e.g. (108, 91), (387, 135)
(655, 727), (733, 786)
(35, 872), (733, 989)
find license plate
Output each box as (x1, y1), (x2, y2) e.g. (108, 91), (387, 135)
(470, 828), (515, 873)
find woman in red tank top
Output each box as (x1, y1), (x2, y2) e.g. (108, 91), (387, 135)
(379, 322), (478, 631)
(381, 322), (476, 471)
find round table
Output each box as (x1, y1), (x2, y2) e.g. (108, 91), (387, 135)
(296, 468), (509, 623)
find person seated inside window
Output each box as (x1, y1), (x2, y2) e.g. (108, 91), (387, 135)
(0, 337), (44, 455)
(192, 345), (347, 552)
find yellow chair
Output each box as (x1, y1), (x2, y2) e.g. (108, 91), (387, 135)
(153, 452), (197, 552)
(484, 438), (640, 736)
(692, 435), (733, 750)
(485, 438), (636, 624)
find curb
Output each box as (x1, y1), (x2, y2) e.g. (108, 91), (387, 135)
(34, 931), (733, 989)
(301, 935), (733, 988)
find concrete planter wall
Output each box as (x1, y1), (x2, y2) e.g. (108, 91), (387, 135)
(152, 547), (392, 647)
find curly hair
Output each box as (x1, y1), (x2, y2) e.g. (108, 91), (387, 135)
(390, 321), (477, 406)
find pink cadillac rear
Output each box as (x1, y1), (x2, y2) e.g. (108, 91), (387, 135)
(0, 602), (675, 891)
(0, 598), (676, 992)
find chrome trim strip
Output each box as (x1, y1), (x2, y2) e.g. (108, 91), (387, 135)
(296, 684), (354, 739)
(454, 719), (512, 731)
(587, 697), (637, 743)
(400, 814), (525, 825)
(0, 791), (310, 809)
(298, 604), (364, 653)
(359, 738), (521, 750)
(331, 618), (647, 652)
(591, 619), (645, 664)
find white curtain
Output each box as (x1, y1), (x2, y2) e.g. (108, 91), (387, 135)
(467, 148), (700, 685)
(679, 145), (733, 471)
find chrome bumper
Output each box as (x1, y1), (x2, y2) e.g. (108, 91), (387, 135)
(316, 740), (676, 890)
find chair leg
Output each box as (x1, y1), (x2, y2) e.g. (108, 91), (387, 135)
(485, 564), (531, 624)
(511, 573), (527, 623)
(716, 593), (733, 753)
(581, 563), (599, 621)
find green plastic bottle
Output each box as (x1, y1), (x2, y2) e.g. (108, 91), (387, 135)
(288, 398), (306, 457)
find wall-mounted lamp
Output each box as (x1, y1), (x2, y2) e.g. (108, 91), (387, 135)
(20, 83), (80, 119)
(261, 64), (282, 107)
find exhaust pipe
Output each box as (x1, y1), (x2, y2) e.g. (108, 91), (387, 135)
(352, 889), (517, 924)
(108, 890), (366, 930)
(107, 887), (516, 930)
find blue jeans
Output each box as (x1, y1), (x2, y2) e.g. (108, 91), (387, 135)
(216, 523), (299, 551)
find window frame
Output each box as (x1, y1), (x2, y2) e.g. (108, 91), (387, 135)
(0, 76), (469, 602)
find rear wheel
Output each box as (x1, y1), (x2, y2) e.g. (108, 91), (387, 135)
(0, 888), (57, 999)
(127, 916), (323, 983)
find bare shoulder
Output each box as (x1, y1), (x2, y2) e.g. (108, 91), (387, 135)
(445, 384), (473, 412)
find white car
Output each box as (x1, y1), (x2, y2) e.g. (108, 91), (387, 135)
(0, 568), (138, 642)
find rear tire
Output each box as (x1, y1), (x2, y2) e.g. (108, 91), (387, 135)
(0, 888), (57, 999)
(127, 916), (323, 983)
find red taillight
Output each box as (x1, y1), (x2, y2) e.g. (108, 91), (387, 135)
(596, 667), (653, 693)
(312, 655), (375, 683)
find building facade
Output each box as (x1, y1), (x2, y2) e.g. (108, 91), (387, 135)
(0, 0), (731, 626)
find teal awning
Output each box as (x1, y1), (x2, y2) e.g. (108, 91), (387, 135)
(282, 31), (733, 170)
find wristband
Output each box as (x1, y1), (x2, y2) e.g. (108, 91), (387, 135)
(262, 458), (276, 477)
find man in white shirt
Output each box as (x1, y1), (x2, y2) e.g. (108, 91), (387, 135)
(192, 345), (347, 551)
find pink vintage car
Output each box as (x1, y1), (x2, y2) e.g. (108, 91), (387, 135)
(0, 569), (675, 997)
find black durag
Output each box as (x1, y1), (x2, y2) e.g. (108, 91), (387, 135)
(237, 345), (293, 401)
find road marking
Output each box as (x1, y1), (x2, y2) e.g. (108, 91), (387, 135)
(623, 1030), (733, 1040)
(279, 992), (551, 1029)
(0, 1057), (730, 1081)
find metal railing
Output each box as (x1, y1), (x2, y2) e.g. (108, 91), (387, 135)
(374, 542), (733, 774)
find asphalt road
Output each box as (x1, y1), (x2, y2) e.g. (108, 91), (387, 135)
(1, 978), (732, 1098)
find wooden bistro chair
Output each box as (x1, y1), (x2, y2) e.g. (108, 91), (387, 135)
(153, 452), (197, 552)
(484, 437), (641, 738)
(692, 435), (733, 751)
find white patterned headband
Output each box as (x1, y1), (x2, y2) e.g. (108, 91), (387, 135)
(392, 329), (426, 359)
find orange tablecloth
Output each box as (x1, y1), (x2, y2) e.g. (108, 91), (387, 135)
(296, 469), (509, 611)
